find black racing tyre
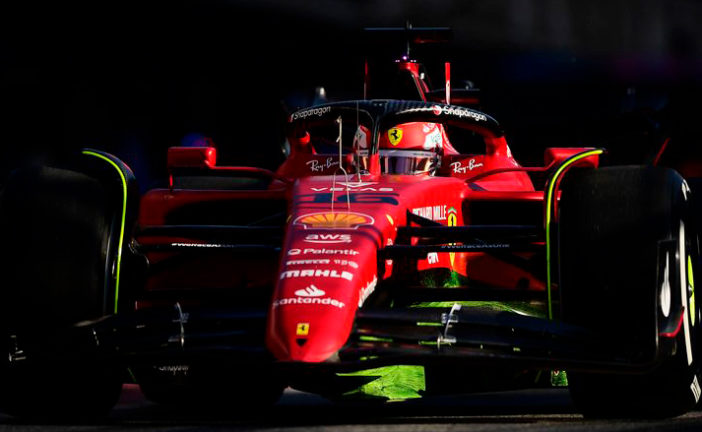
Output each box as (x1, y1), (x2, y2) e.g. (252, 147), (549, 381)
(559, 165), (701, 418)
(0, 156), (137, 418)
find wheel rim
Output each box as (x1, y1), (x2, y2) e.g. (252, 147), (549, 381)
(680, 220), (694, 366)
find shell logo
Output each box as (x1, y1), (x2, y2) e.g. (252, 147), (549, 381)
(294, 212), (375, 229)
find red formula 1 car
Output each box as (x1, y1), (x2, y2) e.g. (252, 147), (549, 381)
(0, 34), (700, 420)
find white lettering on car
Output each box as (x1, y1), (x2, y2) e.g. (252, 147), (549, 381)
(310, 187), (394, 192)
(403, 105), (488, 121)
(273, 297), (345, 309)
(286, 259), (331, 266)
(304, 234), (352, 244)
(358, 276), (378, 308)
(411, 205), (447, 221)
(333, 259), (359, 269)
(692, 375), (701, 403)
(280, 269), (354, 281)
(434, 106), (487, 121)
(450, 159), (483, 174)
(273, 284), (346, 309)
(291, 106), (331, 121)
(293, 248), (360, 256)
(427, 252), (439, 264)
(307, 157), (340, 173)
(310, 182), (393, 192)
(469, 159), (484, 170)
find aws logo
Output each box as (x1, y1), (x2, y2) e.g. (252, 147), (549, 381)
(304, 233), (352, 244)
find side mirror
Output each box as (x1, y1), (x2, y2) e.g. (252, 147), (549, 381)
(544, 148), (600, 169)
(167, 146), (217, 170)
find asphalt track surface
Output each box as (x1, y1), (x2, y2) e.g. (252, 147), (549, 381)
(0, 385), (701, 431)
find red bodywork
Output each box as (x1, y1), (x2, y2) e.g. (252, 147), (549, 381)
(135, 100), (599, 365)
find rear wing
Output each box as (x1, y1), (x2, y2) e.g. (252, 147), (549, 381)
(363, 25), (481, 108)
(363, 26), (452, 58)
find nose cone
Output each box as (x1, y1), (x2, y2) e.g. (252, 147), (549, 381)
(266, 288), (356, 362)
(266, 177), (397, 363)
(266, 231), (380, 363)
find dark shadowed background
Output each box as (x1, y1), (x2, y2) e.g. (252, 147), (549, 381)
(1, 0), (700, 190)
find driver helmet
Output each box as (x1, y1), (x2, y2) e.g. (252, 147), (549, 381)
(378, 122), (447, 175)
(181, 132), (215, 148)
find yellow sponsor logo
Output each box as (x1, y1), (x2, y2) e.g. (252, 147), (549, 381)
(296, 323), (310, 336)
(447, 207), (458, 269)
(388, 128), (403, 146)
(295, 212), (374, 229)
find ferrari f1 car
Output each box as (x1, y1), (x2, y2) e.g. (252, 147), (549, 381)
(0, 28), (700, 418)
(0, 98), (699, 419)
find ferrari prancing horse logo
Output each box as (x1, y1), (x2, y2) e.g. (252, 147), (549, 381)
(388, 128), (403, 146)
(296, 323), (310, 336)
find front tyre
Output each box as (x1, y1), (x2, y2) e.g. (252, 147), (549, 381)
(560, 166), (702, 418)
(0, 153), (138, 419)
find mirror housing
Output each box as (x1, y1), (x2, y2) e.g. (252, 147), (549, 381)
(544, 148), (600, 169)
(167, 146), (217, 170)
